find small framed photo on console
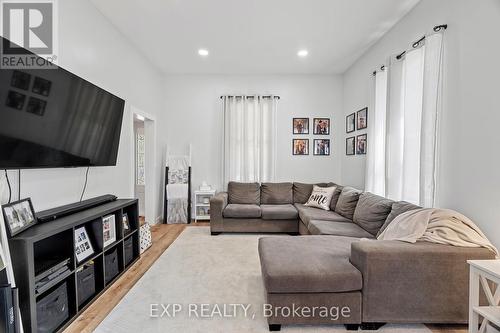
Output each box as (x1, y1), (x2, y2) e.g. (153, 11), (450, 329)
(122, 213), (131, 235)
(2, 198), (37, 237)
(75, 226), (94, 263)
(103, 214), (117, 248)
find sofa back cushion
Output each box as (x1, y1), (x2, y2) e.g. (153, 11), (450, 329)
(376, 201), (422, 237)
(353, 192), (394, 236)
(335, 186), (362, 220)
(228, 182), (260, 205)
(329, 184), (344, 211)
(293, 183), (313, 203)
(261, 182), (293, 204)
(293, 182), (330, 203)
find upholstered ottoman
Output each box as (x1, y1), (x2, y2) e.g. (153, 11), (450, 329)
(258, 236), (362, 331)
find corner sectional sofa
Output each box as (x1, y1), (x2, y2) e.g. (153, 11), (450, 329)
(210, 181), (495, 331)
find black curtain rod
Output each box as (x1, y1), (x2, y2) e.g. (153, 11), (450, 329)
(220, 95), (280, 99)
(396, 24), (447, 60)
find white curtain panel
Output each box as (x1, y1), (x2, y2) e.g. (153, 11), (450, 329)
(385, 33), (443, 206)
(365, 69), (388, 196)
(420, 33), (444, 207)
(222, 96), (277, 186)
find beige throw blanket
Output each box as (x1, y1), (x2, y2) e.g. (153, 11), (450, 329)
(378, 208), (499, 257)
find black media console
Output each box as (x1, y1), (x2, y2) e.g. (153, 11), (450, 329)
(8, 199), (140, 333)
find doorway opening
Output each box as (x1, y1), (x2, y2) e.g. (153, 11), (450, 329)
(132, 109), (156, 225)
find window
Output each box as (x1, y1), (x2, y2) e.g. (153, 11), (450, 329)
(365, 32), (443, 206)
(222, 95), (277, 186)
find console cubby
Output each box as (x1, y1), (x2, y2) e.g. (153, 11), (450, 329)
(35, 274), (77, 333)
(34, 230), (75, 271)
(124, 232), (139, 268)
(8, 199), (140, 333)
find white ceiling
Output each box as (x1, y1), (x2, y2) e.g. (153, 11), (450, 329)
(91, 0), (421, 75)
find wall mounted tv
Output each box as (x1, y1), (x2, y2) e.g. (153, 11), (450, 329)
(0, 36), (125, 169)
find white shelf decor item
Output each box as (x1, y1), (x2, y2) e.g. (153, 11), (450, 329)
(102, 214), (117, 248)
(194, 189), (216, 222)
(468, 260), (500, 333)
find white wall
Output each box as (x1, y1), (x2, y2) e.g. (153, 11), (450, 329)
(2, 0), (165, 221)
(342, 0), (500, 247)
(162, 74), (343, 192)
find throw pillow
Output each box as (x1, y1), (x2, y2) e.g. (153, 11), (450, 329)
(304, 185), (337, 211)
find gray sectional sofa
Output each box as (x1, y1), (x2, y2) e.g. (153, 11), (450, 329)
(209, 182), (496, 331)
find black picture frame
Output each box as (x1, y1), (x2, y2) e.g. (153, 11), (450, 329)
(346, 113), (355, 133)
(356, 134), (367, 155)
(1, 198), (37, 238)
(32, 76), (52, 97)
(346, 137), (355, 155)
(313, 139), (330, 156)
(5, 90), (26, 110)
(10, 70), (31, 90)
(313, 118), (330, 135)
(26, 97), (47, 116)
(122, 212), (131, 235)
(356, 107), (368, 130)
(292, 139), (309, 155)
(293, 118), (309, 134)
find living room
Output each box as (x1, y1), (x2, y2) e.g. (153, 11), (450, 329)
(0, 0), (499, 332)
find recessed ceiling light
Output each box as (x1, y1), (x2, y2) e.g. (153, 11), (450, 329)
(198, 49), (209, 56)
(297, 49), (308, 57)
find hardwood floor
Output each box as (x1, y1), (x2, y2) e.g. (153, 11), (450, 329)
(63, 222), (468, 333)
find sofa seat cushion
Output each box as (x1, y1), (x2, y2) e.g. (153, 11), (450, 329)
(308, 220), (375, 238)
(353, 192), (394, 236)
(228, 182), (260, 205)
(294, 203), (351, 227)
(258, 236), (362, 293)
(223, 204), (261, 218)
(261, 183), (293, 204)
(261, 204), (298, 220)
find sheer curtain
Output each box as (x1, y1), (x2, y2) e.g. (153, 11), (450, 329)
(366, 32), (444, 206)
(365, 69), (388, 196)
(222, 96), (277, 186)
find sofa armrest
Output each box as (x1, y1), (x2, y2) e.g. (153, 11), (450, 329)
(210, 192), (228, 231)
(350, 240), (495, 323)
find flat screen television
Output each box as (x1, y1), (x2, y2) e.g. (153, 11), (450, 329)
(0, 37), (125, 169)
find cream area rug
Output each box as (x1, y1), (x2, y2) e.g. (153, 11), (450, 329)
(95, 227), (431, 333)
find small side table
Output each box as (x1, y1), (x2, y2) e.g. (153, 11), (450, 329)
(468, 260), (500, 333)
(194, 190), (216, 222)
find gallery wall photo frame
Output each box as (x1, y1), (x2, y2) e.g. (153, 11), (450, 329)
(346, 113), (355, 133)
(10, 70), (31, 90)
(1, 198), (37, 238)
(293, 139), (309, 155)
(346, 137), (355, 156)
(356, 134), (367, 155)
(356, 107), (368, 130)
(313, 139), (330, 156)
(313, 118), (330, 135)
(32, 76), (52, 97)
(293, 118), (309, 134)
